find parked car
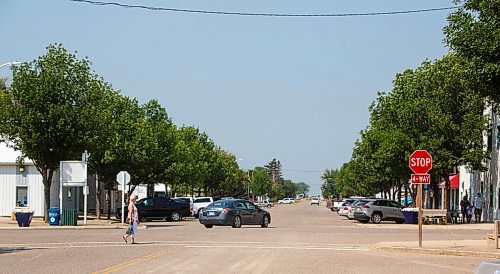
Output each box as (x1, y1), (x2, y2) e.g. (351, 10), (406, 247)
(172, 197), (194, 217)
(333, 199), (347, 212)
(199, 199), (271, 228)
(348, 199), (374, 220)
(353, 199), (405, 224)
(337, 199), (356, 217)
(192, 197), (214, 218)
(116, 196), (189, 222)
(310, 197), (320, 205)
(278, 198), (295, 204)
(256, 200), (274, 208)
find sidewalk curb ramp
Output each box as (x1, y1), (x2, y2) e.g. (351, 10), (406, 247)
(371, 245), (500, 259)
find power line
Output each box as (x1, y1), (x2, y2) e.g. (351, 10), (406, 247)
(70, 0), (459, 17)
(284, 169), (323, 173)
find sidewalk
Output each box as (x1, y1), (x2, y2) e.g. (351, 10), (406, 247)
(0, 215), (128, 230)
(371, 239), (500, 258)
(358, 222), (500, 258)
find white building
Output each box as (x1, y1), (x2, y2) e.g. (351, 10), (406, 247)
(0, 142), (93, 217)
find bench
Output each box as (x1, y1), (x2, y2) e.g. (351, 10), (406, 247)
(422, 209), (447, 225)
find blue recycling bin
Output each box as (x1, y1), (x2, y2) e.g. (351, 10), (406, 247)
(402, 211), (418, 224)
(48, 207), (60, 226)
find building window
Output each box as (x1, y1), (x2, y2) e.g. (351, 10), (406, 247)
(16, 186), (28, 207)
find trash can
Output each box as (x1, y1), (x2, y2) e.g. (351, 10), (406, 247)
(61, 209), (77, 226)
(15, 212), (33, 227)
(402, 210), (418, 224)
(48, 207), (60, 226)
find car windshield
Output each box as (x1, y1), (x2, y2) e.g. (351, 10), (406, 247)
(356, 200), (371, 206)
(209, 201), (232, 208)
(194, 198), (211, 203)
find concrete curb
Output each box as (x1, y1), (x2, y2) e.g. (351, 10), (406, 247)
(371, 245), (500, 259)
(0, 225), (125, 230)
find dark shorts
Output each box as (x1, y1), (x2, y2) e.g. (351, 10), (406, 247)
(474, 208), (482, 215)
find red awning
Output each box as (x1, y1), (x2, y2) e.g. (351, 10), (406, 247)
(439, 173), (459, 189)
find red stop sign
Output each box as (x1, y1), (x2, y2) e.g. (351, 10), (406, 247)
(409, 150), (432, 174)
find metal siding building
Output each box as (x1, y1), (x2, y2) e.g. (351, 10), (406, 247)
(0, 142), (57, 217)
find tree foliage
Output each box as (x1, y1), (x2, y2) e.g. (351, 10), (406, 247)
(444, 0), (500, 103)
(334, 55), (488, 204)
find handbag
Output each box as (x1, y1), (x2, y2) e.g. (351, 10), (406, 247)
(125, 221), (134, 235)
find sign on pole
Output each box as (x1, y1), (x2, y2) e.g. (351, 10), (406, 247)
(117, 171), (130, 225)
(411, 174), (431, 184)
(409, 149), (432, 248)
(409, 150), (432, 174)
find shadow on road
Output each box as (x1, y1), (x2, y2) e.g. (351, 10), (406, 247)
(145, 224), (183, 228)
(0, 246), (41, 255)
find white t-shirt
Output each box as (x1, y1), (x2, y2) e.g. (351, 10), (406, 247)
(474, 196), (484, 209)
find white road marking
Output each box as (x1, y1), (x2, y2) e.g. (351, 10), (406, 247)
(0, 241), (369, 251)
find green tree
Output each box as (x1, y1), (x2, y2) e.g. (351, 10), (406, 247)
(321, 169), (338, 199)
(2, 44), (112, 221)
(444, 0), (500, 103)
(295, 182), (310, 196)
(345, 55), (488, 207)
(250, 167), (272, 196)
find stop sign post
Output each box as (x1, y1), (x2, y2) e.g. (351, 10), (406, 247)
(409, 150), (432, 248)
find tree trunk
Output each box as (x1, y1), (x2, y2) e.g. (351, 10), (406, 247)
(107, 183), (112, 220)
(95, 173), (101, 220)
(443, 171), (450, 211)
(404, 184), (408, 207)
(40, 168), (54, 222)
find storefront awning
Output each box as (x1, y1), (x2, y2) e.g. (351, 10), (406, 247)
(439, 173), (459, 189)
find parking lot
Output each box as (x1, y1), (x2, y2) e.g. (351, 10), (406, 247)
(0, 200), (490, 273)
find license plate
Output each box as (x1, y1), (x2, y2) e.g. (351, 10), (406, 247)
(208, 212), (215, 216)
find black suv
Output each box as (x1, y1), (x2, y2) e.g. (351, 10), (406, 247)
(116, 196), (190, 222)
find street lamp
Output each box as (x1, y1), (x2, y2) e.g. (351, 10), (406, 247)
(0, 61), (22, 69)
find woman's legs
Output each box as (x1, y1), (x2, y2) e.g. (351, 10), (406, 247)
(131, 221), (138, 243)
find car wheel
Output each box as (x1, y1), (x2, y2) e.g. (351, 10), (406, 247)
(204, 224), (213, 228)
(232, 215), (242, 228)
(170, 211), (181, 222)
(261, 215), (269, 228)
(267, 205), (271, 208)
(371, 213), (382, 224)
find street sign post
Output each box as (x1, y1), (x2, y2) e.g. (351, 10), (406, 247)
(116, 171), (130, 225)
(409, 150), (432, 248)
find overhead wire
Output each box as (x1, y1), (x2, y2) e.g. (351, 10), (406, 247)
(69, 0), (460, 17)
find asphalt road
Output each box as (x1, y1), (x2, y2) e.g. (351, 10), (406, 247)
(0, 201), (488, 273)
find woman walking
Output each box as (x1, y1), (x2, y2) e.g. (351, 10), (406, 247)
(460, 196), (471, 223)
(123, 194), (139, 244)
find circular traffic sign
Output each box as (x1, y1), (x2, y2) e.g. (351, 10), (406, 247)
(409, 150), (432, 174)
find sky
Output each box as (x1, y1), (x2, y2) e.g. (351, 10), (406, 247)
(1, 0), (453, 195)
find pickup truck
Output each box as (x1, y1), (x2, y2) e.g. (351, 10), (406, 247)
(278, 198), (295, 204)
(256, 200), (274, 208)
(192, 197), (214, 218)
(116, 196), (190, 222)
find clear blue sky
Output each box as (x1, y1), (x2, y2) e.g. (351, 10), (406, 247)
(1, 0), (452, 195)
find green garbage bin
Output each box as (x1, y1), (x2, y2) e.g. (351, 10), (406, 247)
(61, 209), (77, 226)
